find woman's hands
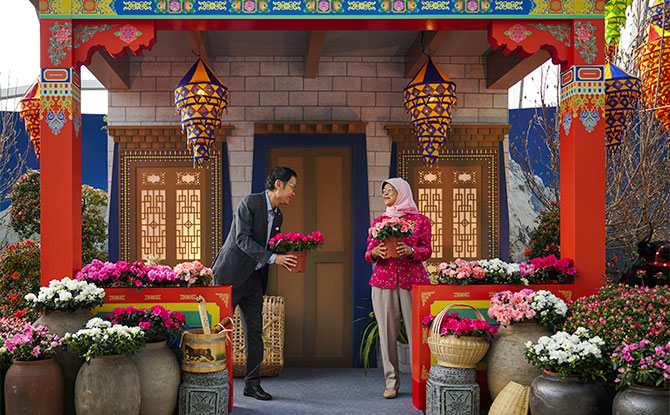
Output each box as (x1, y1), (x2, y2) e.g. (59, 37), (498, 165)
(371, 242), (414, 260)
(396, 242), (415, 258)
(371, 243), (387, 260)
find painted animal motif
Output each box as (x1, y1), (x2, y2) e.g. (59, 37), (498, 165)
(184, 344), (215, 361)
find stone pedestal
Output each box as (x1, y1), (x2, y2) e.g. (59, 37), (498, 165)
(426, 365), (479, 415)
(178, 369), (229, 415)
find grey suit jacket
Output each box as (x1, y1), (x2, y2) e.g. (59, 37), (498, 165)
(212, 192), (282, 289)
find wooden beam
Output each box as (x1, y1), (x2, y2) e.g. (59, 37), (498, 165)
(486, 48), (551, 90)
(186, 31), (211, 65)
(404, 31), (451, 79)
(86, 50), (130, 91)
(304, 31), (326, 79)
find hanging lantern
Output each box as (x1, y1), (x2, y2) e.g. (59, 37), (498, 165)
(18, 81), (41, 159)
(403, 57), (457, 166)
(605, 0), (632, 57)
(175, 58), (229, 167)
(638, 23), (670, 130)
(604, 62), (641, 151)
(648, 0), (670, 30)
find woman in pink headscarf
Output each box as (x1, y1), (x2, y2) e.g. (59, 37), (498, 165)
(365, 177), (432, 399)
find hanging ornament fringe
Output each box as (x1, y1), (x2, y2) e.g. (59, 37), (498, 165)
(638, 22), (670, 131)
(175, 58), (229, 167)
(403, 57), (457, 166)
(604, 62), (641, 151)
(605, 0), (633, 57)
(18, 81), (41, 159)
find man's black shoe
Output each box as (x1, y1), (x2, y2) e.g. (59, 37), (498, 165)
(243, 385), (272, 401)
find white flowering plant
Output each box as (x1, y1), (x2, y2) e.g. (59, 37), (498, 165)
(530, 290), (568, 328)
(61, 318), (145, 363)
(477, 259), (523, 284)
(525, 327), (606, 380)
(25, 277), (106, 313)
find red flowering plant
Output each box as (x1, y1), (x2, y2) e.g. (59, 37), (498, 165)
(519, 254), (578, 284)
(564, 283), (670, 382)
(421, 313), (497, 338)
(611, 339), (670, 389)
(368, 217), (414, 241)
(0, 240), (41, 321)
(524, 201), (560, 259)
(268, 231), (325, 252)
(105, 305), (186, 342)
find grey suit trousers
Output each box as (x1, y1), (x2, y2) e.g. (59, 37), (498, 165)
(233, 269), (265, 388)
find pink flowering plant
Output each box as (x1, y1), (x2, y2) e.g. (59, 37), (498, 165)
(520, 254), (578, 284)
(0, 316), (29, 369)
(488, 289), (567, 328)
(268, 231), (325, 252)
(368, 217), (415, 241)
(421, 313), (497, 338)
(611, 340), (670, 389)
(1, 323), (60, 362)
(174, 260), (213, 287)
(105, 305), (186, 342)
(434, 259), (487, 286)
(76, 259), (190, 288)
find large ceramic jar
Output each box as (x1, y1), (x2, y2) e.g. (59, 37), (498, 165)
(129, 340), (181, 415)
(613, 385), (670, 415)
(74, 354), (141, 415)
(486, 321), (551, 399)
(529, 371), (608, 415)
(4, 357), (63, 415)
(34, 309), (94, 415)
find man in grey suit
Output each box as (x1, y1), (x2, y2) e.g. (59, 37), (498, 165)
(212, 166), (298, 401)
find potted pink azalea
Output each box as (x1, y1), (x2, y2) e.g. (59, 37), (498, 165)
(268, 231), (324, 273)
(174, 260), (213, 287)
(367, 216), (414, 258)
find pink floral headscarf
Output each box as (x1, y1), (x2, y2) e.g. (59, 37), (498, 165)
(383, 178), (419, 218)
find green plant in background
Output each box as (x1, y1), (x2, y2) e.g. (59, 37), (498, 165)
(0, 240), (41, 321)
(356, 305), (409, 375)
(524, 201), (560, 260)
(7, 170), (108, 264)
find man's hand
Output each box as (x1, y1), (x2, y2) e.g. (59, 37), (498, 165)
(371, 243), (387, 260)
(275, 254), (298, 271)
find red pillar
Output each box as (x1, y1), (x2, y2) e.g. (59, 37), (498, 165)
(39, 19), (82, 285)
(559, 19), (606, 298)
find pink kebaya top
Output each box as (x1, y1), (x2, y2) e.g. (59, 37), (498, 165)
(365, 212), (432, 289)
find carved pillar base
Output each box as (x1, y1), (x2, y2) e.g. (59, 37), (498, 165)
(426, 366), (479, 415)
(178, 369), (229, 415)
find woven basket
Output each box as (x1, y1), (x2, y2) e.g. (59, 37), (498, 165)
(427, 303), (490, 368)
(488, 381), (530, 415)
(232, 295), (285, 377)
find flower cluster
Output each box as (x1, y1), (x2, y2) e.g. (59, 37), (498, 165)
(0, 240), (41, 321)
(75, 259), (200, 288)
(524, 201), (560, 259)
(268, 231), (324, 252)
(105, 305), (186, 342)
(525, 327), (605, 380)
(81, 185), (109, 264)
(431, 255), (577, 286)
(612, 340), (670, 389)
(488, 289), (567, 328)
(422, 312), (497, 338)
(62, 318), (145, 363)
(368, 217), (414, 241)
(1, 323), (60, 361)
(564, 283), (670, 381)
(25, 277), (106, 313)
(0, 316), (30, 369)
(173, 261), (213, 286)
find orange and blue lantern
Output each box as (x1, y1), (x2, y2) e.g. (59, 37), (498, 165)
(404, 57), (457, 166)
(18, 81), (41, 159)
(604, 62), (641, 151)
(175, 58), (229, 167)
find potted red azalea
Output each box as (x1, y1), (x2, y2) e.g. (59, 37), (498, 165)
(268, 231), (324, 273)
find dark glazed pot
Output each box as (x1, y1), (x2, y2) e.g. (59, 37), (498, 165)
(529, 371), (608, 415)
(4, 358), (64, 415)
(613, 385), (670, 415)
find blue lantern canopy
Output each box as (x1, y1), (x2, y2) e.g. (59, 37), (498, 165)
(604, 62), (641, 151)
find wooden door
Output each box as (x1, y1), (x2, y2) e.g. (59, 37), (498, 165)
(266, 147), (353, 367)
(406, 162), (488, 272)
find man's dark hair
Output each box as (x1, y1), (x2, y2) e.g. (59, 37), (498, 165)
(265, 166), (297, 190)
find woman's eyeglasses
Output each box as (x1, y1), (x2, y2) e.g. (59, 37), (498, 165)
(381, 187), (395, 195)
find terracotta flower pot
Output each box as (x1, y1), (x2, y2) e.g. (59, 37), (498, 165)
(287, 251), (307, 273)
(613, 384), (670, 415)
(382, 236), (401, 258)
(129, 341), (180, 415)
(4, 357), (63, 415)
(529, 371), (608, 415)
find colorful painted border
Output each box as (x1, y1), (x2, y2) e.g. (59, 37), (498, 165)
(119, 150), (222, 262)
(397, 148), (499, 258)
(39, 0), (605, 18)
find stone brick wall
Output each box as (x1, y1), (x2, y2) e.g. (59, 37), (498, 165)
(107, 55), (508, 220)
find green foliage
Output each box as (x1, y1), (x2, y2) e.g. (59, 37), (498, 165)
(7, 171), (108, 264)
(356, 307), (408, 374)
(0, 240), (41, 321)
(525, 201), (560, 260)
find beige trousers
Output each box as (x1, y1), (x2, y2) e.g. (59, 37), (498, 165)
(371, 285), (413, 389)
